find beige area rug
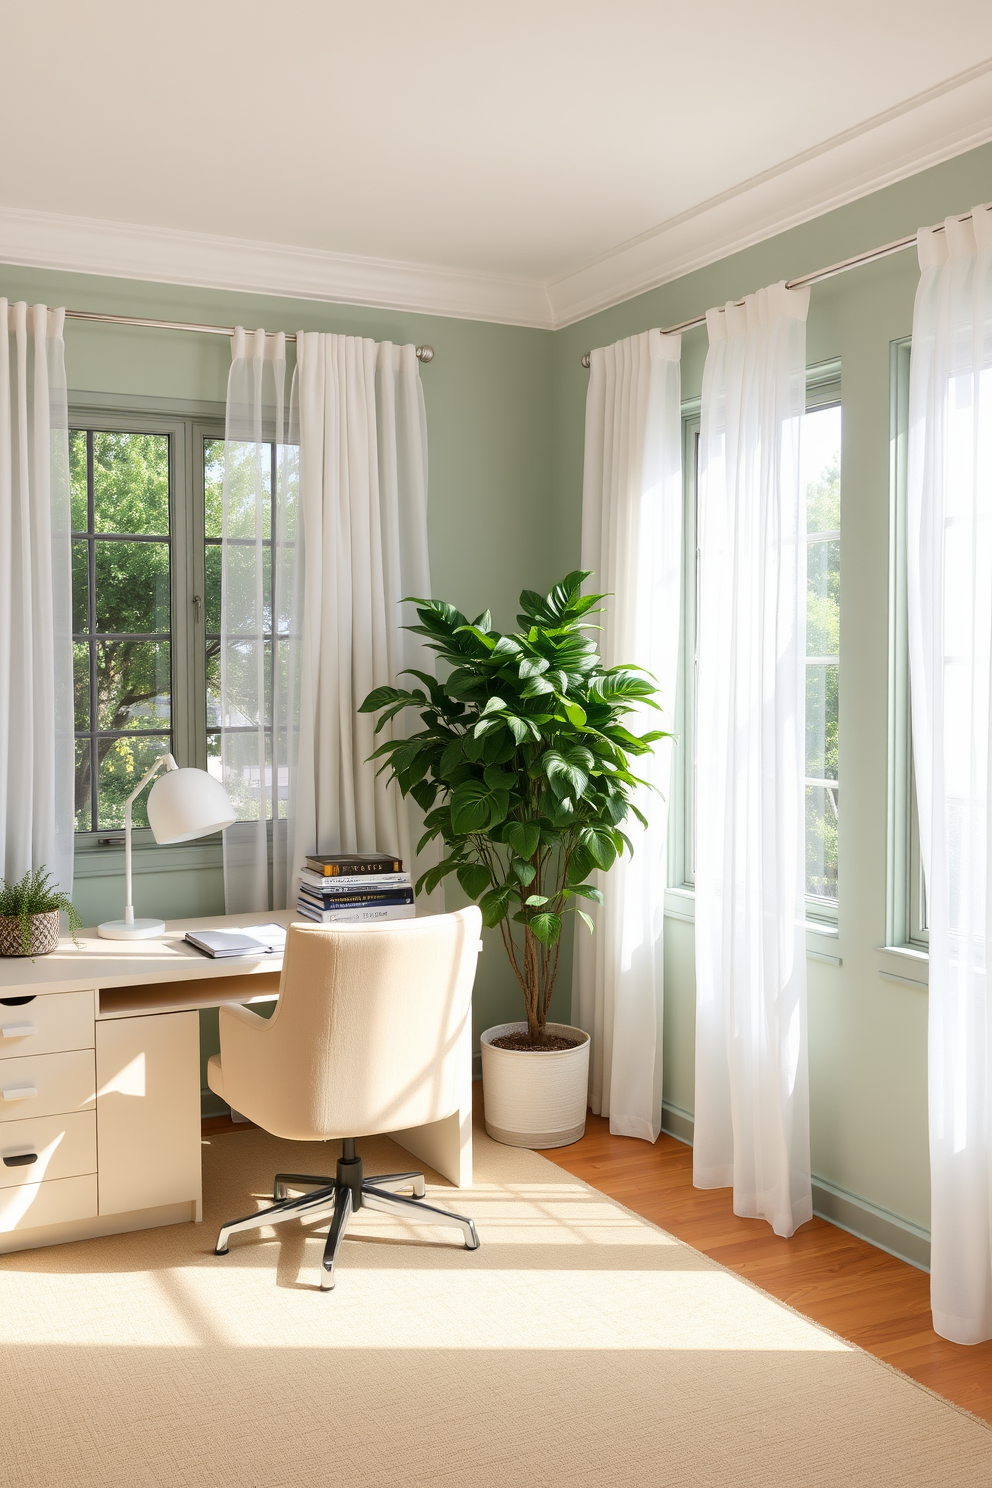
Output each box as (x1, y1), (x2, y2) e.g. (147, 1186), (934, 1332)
(1, 1115), (990, 1488)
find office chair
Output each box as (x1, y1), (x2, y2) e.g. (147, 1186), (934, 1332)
(208, 907), (482, 1290)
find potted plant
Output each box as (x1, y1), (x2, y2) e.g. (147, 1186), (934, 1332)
(360, 571), (664, 1148)
(0, 868), (82, 957)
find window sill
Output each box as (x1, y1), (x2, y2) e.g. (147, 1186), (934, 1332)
(74, 838), (223, 880)
(876, 943), (928, 990)
(664, 887), (842, 961)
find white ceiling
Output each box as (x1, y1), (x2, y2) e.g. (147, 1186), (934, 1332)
(2, 2), (992, 326)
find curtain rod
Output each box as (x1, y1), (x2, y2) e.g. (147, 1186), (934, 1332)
(578, 213), (972, 367)
(60, 307), (435, 362)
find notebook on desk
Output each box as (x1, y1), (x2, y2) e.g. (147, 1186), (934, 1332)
(184, 923), (287, 959)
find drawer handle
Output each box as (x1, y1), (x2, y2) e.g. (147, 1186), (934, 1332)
(0, 995), (36, 1006)
(1, 1024), (36, 1039)
(2, 1152), (37, 1167)
(1, 1086), (38, 1101)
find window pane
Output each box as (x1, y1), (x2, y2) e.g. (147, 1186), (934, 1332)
(73, 642), (90, 730)
(802, 399), (841, 909)
(219, 439), (271, 540)
(92, 432), (169, 535)
(95, 640), (171, 731)
(806, 783), (838, 899)
(204, 438), (224, 540)
(74, 739), (91, 832)
(72, 541), (89, 633)
(94, 541), (170, 633)
(206, 637), (221, 728)
(69, 430), (88, 531)
(96, 735), (171, 829)
(807, 538), (839, 657)
(204, 541), (222, 632)
(804, 405), (841, 532)
(806, 662), (838, 780)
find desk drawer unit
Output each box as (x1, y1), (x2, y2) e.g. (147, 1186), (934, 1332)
(0, 1174), (97, 1234)
(0, 1110), (97, 1191)
(0, 990), (96, 1059)
(0, 1049), (96, 1124)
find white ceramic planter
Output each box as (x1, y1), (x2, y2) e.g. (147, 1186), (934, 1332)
(480, 1021), (590, 1149)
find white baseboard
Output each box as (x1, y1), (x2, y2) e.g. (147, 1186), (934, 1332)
(660, 1101), (931, 1272)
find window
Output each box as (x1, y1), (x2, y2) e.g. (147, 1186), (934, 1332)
(803, 375), (842, 916)
(71, 429), (174, 832)
(70, 407), (223, 845)
(669, 365), (842, 925)
(888, 338), (928, 948)
(202, 437), (286, 822)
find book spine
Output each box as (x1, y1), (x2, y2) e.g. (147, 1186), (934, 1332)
(297, 888), (414, 909)
(299, 873), (411, 893)
(305, 858), (402, 876)
(296, 903), (416, 924)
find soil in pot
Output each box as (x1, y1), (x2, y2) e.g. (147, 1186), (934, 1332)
(489, 1032), (584, 1052)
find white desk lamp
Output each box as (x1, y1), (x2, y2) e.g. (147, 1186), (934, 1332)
(98, 753), (237, 940)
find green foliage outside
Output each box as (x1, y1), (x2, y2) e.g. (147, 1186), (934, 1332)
(805, 454), (840, 900)
(360, 572), (666, 1046)
(0, 868), (82, 952)
(70, 431), (172, 831)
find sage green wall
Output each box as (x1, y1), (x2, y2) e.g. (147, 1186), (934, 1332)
(0, 261), (556, 1078)
(552, 141), (992, 1237)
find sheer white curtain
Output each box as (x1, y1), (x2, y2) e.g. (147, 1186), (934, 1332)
(693, 283), (812, 1238)
(219, 328), (291, 912)
(572, 328), (682, 1141)
(0, 301), (74, 894)
(288, 334), (433, 902)
(907, 203), (992, 1346)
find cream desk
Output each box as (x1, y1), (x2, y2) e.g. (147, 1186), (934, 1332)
(0, 911), (473, 1255)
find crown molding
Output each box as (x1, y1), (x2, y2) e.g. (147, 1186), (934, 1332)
(0, 207), (554, 330)
(1, 59), (990, 334)
(545, 58), (992, 328)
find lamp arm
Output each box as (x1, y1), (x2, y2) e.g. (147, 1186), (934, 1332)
(121, 753), (178, 926)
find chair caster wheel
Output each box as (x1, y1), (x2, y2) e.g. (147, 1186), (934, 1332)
(215, 1247), (229, 1256)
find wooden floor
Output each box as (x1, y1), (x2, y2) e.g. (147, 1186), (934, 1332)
(203, 1108), (992, 1423)
(538, 1112), (992, 1423)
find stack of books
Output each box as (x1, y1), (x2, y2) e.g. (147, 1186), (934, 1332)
(295, 853), (415, 925)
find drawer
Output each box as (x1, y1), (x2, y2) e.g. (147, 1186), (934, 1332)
(0, 1050), (96, 1123)
(0, 990), (95, 1060)
(0, 1173), (97, 1234)
(0, 1110), (96, 1191)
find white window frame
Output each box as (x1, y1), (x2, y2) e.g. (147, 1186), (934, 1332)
(70, 393), (225, 875)
(886, 338), (928, 951)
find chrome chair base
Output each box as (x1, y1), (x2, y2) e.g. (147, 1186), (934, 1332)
(214, 1140), (479, 1291)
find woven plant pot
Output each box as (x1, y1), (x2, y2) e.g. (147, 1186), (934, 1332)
(480, 1021), (590, 1149)
(0, 909), (61, 957)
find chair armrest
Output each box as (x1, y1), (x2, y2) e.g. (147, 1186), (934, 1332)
(216, 1003), (272, 1119)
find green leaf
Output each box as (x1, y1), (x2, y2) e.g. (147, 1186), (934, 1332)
(579, 825), (617, 871)
(518, 656), (549, 680)
(504, 821), (540, 858)
(564, 883), (604, 903)
(456, 863), (492, 898)
(410, 779), (439, 812)
(524, 893), (548, 906)
(479, 695), (508, 716)
(519, 675), (555, 698)
(479, 886), (512, 928)
(358, 685), (407, 713)
(512, 859), (537, 887)
(576, 910), (595, 934)
(528, 911), (562, 947)
(544, 744), (593, 801)
(562, 698), (587, 728)
(450, 779), (511, 834)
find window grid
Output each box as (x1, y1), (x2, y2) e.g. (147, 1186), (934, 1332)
(71, 428), (174, 834)
(204, 438), (279, 819)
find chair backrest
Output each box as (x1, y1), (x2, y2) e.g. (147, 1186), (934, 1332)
(229, 907), (482, 1142)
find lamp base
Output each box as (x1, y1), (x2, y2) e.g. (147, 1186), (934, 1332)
(97, 918), (167, 941)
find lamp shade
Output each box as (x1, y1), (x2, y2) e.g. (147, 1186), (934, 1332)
(146, 767), (237, 845)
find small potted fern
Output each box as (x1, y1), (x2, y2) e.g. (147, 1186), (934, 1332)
(0, 868), (82, 957)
